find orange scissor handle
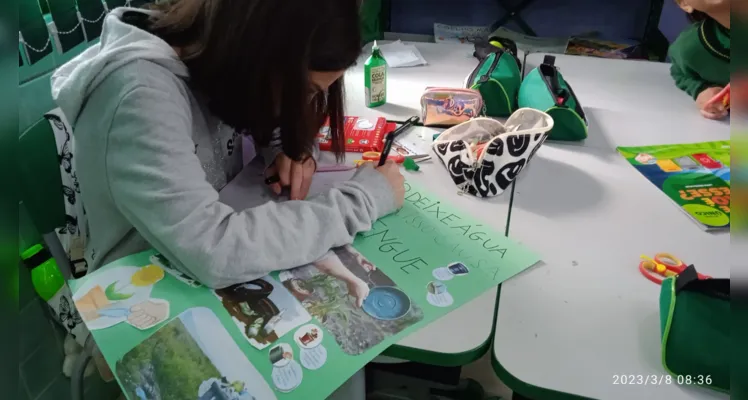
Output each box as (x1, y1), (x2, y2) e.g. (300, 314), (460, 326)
(653, 252), (686, 268)
(640, 254), (711, 284)
(639, 256), (676, 284)
(362, 151), (405, 163)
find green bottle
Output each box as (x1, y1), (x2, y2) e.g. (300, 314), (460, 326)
(21, 244), (65, 302)
(365, 41), (387, 107)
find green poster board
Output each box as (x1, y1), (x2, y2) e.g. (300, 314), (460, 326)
(618, 141), (730, 231)
(70, 181), (539, 399)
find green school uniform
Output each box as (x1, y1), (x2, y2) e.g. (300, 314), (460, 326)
(669, 18), (730, 99)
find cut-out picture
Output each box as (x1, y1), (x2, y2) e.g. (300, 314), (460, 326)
(124, 299), (170, 330)
(432, 262), (470, 281)
(279, 245), (424, 355)
(426, 281), (454, 308)
(73, 265), (167, 330)
(149, 253), (202, 288)
(271, 360), (303, 393)
(269, 343), (304, 392)
(268, 343), (294, 367)
(116, 307), (276, 400)
(293, 324), (323, 349)
(215, 277), (312, 350)
(299, 345), (328, 370)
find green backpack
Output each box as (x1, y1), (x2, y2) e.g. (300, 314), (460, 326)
(518, 55), (588, 141)
(465, 49), (521, 118)
(659, 268), (730, 393)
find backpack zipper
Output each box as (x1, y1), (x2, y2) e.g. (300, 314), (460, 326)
(563, 80), (587, 123)
(540, 65), (587, 123)
(479, 52), (501, 84)
(539, 64), (568, 106)
(466, 51), (502, 87)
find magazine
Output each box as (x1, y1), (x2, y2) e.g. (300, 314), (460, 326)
(618, 141), (731, 231)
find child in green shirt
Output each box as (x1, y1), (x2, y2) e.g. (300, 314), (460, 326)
(669, 0), (730, 120)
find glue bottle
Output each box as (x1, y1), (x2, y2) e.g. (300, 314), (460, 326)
(21, 244), (90, 346)
(365, 41), (387, 107)
(21, 244), (65, 302)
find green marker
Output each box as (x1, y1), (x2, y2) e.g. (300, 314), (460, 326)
(365, 41), (387, 107)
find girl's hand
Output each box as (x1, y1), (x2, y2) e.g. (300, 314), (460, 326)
(696, 87), (729, 120)
(374, 160), (405, 208)
(265, 153), (317, 200)
(346, 277), (370, 307)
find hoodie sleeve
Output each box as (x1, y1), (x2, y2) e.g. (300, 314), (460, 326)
(105, 85), (396, 289)
(670, 56), (709, 100)
(668, 32), (709, 100)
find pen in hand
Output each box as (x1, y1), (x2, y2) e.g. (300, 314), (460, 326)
(378, 116), (419, 166)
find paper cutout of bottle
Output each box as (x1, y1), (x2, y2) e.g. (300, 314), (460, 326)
(365, 41), (387, 107)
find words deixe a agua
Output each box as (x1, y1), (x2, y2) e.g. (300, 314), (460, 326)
(360, 183), (509, 280)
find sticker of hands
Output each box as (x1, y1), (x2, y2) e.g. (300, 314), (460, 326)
(73, 263), (170, 331)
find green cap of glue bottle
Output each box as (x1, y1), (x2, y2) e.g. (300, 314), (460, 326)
(21, 244), (65, 302)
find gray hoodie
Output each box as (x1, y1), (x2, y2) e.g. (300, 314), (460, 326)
(51, 8), (396, 288)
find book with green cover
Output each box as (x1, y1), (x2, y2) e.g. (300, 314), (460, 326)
(618, 141), (730, 231)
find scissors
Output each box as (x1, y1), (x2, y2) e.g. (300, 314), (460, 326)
(639, 253), (711, 284)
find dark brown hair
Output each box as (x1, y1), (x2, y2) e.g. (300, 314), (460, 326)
(130, 0), (362, 161)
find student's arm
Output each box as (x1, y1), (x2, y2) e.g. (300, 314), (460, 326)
(106, 85), (396, 289)
(670, 60), (709, 99)
(669, 42), (709, 99)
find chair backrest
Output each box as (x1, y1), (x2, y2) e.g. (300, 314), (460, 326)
(103, 0), (128, 8)
(46, 0), (87, 52)
(18, 118), (66, 235)
(76, 0), (106, 40)
(19, 0), (53, 65)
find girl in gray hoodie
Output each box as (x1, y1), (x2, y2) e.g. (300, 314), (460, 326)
(51, 1), (405, 290)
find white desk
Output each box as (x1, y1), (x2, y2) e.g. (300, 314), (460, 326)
(342, 42), (516, 365)
(522, 53), (731, 151)
(494, 54), (731, 399)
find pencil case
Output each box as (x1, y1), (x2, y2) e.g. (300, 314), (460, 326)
(659, 267), (730, 393)
(432, 108), (553, 198)
(518, 55), (588, 141)
(420, 87), (484, 127)
(464, 48), (522, 118)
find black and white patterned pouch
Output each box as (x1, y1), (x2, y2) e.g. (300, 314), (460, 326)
(432, 108), (554, 198)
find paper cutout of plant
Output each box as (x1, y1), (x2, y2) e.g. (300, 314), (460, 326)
(103, 265), (165, 301)
(105, 282), (134, 301)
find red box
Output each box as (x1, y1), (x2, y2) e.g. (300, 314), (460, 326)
(317, 116), (396, 153)
(691, 153), (722, 169)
